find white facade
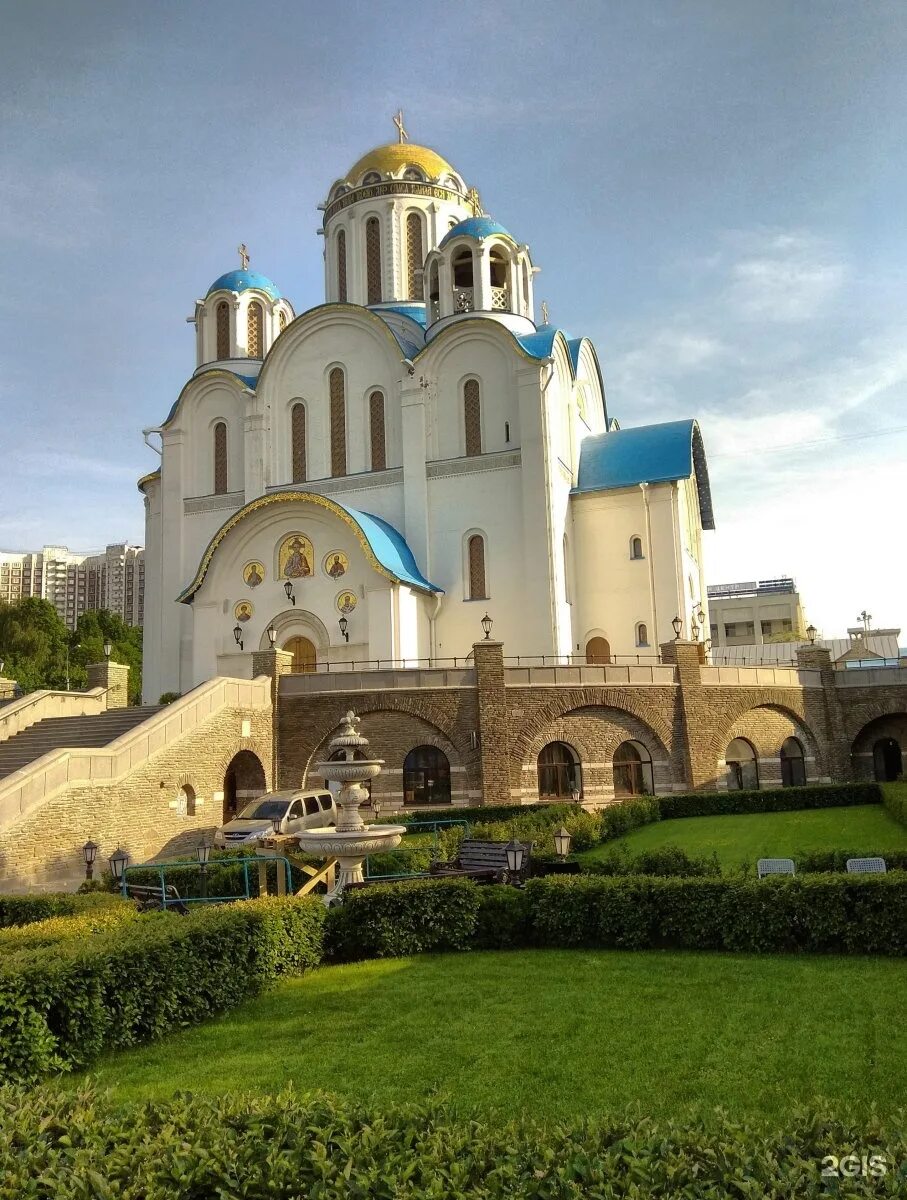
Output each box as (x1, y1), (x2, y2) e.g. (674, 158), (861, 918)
(140, 137), (714, 702)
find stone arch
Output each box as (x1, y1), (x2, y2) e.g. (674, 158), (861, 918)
(222, 748), (267, 823)
(850, 712), (907, 782)
(715, 702), (822, 789)
(513, 689), (675, 765)
(843, 699), (907, 748)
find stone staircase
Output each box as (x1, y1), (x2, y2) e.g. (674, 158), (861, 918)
(0, 707), (163, 781)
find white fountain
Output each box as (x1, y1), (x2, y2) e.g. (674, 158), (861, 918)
(295, 710), (405, 901)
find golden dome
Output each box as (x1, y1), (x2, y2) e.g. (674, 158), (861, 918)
(345, 142), (458, 183)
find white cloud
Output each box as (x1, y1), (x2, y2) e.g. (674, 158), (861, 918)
(724, 230), (846, 322)
(15, 451), (140, 482)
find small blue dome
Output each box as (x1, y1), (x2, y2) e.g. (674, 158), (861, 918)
(206, 269), (281, 301)
(439, 216), (514, 249)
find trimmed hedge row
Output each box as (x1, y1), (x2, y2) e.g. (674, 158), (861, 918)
(0, 900), (142, 949)
(798, 849), (907, 873)
(326, 874), (907, 960)
(0, 896), (325, 1082)
(0, 891), (123, 929)
(4, 1087), (904, 1200)
(658, 781), (882, 818)
(883, 782), (907, 828)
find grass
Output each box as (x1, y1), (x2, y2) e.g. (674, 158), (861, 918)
(578, 803), (907, 871)
(76, 949), (907, 1126)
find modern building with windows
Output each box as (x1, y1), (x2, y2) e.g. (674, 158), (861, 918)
(140, 129), (715, 702)
(707, 577), (806, 648)
(0, 544), (144, 629)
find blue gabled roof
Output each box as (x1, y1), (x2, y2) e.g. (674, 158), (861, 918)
(440, 216), (514, 248)
(340, 504), (441, 593)
(372, 304), (428, 329)
(515, 328), (581, 374)
(574, 419), (715, 529)
(207, 270), (281, 300)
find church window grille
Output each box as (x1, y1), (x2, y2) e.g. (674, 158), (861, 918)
(291, 403), (307, 483)
(366, 217), (382, 304)
(213, 422), (228, 494)
(337, 229), (347, 302)
(467, 534), (487, 600)
(329, 367), (347, 477)
(369, 391), (386, 471)
(464, 379), (481, 456)
(406, 212), (423, 301)
(630, 536), (644, 559)
(247, 301), (263, 357)
(216, 301), (230, 359)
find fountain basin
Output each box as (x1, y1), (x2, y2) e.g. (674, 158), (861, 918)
(295, 824), (405, 858)
(313, 760), (384, 784)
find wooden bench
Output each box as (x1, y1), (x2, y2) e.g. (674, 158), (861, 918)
(430, 839), (533, 885)
(125, 882), (191, 914)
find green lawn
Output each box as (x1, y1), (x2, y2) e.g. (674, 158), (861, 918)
(78, 950), (907, 1126)
(578, 803), (907, 870)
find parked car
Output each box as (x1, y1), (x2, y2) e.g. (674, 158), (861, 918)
(214, 789), (336, 847)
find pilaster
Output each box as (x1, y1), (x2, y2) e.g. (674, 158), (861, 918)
(659, 640), (712, 789)
(473, 640), (510, 805)
(87, 661), (130, 710)
(0, 674), (18, 702)
(796, 645), (848, 779)
(252, 648), (293, 785)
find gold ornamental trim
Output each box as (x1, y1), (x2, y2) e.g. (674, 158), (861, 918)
(324, 179), (481, 225)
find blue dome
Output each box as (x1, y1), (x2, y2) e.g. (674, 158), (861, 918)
(206, 269), (281, 301)
(439, 216), (514, 249)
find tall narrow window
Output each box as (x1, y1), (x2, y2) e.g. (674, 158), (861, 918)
(337, 229), (347, 302)
(406, 212), (423, 300)
(365, 217), (382, 304)
(467, 534), (487, 599)
(630, 536), (644, 560)
(636, 622), (649, 646)
(464, 379), (481, 456)
(329, 367), (346, 477)
(216, 301), (230, 359)
(369, 391), (386, 471)
(213, 422), (228, 494)
(291, 403), (307, 483)
(247, 301), (263, 357)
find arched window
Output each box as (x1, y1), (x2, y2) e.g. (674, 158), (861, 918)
(452, 248), (474, 310)
(336, 229), (348, 302)
(585, 636), (611, 665)
(428, 259), (440, 321)
(725, 738), (759, 791)
(403, 167), (425, 182)
(464, 379), (481, 456)
(467, 534), (487, 600)
(365, 217), (382, 304)
(363, 171), (381, 186)
(369, 391), (386, 471)
(403, 745), (451, 805)
(613, 741), (654, 796)
(283, 636), (316, 673)
(872, 737), (903, 782)
(489, 247), (509, 310)
(213, 422), (228, 494)
(291, 403), (307, 483)
(780, 737), (806, 787)
(216, 301), (230, 359)
(636, 623), (649, 647)
(329, 367), (346, 477)
(522, 260), (530, 307)
(537, 742), (581, 799)
(406, 212), (423, 300)
(630, 536), (644, 560)
(178, 784), (196, 817)
(247, 301), (263, 357)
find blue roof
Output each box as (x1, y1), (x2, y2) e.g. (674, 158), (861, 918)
(340, 504), (441, 593)
(440, 216), (514, 248)
(206, 270), (281, 300)
(371, 304), (428, 329)
(574, 419), (715, 529)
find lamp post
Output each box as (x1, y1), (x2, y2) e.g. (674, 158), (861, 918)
(806, 625), (817, 645)
(504, 839), (525, 884)
(481, 612), (493, 639)
(108, 847), (129, 896)
(271, 814), (283, 837)
(196, 840), (212, 899)
(371, 795), (382, 820)
(696, 604), (706, 629)
(284, 580), (296, 607)
(103, 639), (112, 660)
(691, 618), (700, 642)
(82, 839), (99, 881)
(233, 624), (243, 652)
(267, 623), (277, 647)
(672, 615), (683, 640)
(339, 616), (349, 642)
(554, 825), (572, 861)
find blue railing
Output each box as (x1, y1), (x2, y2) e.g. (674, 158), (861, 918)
(363, 818), (470, 880)
(121, 855), (294, 906)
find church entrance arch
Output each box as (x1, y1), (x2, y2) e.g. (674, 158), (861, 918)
(223, 749), (267, 823)
(873, 737), (903, 782)
(403, 745), (451, 806)
(284, 636), (317, 672)
(585, 637), (611, 665)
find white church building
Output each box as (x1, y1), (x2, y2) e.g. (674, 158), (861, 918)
(139, 130), (714, 703)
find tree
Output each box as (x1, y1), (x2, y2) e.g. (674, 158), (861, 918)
(72, 610), (143, 703)
(764, 630), (807, 644)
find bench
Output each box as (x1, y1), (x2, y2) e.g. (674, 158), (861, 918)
(846, 857), (887, 874)
(125, 882), (191, 915)
(430, 839), (533, 885)
(757, 858), (795, 879)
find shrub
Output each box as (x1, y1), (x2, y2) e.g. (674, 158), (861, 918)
(883, 782), (907, 828)
(798, 849), (907, 874)
(0, 891), (124, 929)
(326, 877), (480, 960)
(658, 782), (881, 819)
(2, 1086), (904, 1200)
(0, 896), (326, 1082)
(581, 844), (722, 878)
(0, 901), (141, 950)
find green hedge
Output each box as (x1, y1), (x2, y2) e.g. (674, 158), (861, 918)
(580, 845), (722, 878)
(0, 891), (124, 929)
(0, 896), (326, 1082)
(796, 849), (907, 874)
(322, 873), (907, 961)
(658, 782), (882, 818)
(3, 1087), (904, 1200)
(883, 782), (907, 828)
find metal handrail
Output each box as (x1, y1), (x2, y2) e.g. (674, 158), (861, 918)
(503, 654), (667, 667)
(289, 656), (475, 674)
(120, 854), (293, 905)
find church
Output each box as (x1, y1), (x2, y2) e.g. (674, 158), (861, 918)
(139, 121), (714, 703)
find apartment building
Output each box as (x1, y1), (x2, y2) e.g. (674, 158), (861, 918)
(707, 578), (806, 648)
(0, 543), (144, 629)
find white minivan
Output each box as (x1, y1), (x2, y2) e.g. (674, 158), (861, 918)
(214, 789), (336, 847)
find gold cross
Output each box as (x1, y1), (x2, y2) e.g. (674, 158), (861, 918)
(238, 243), (249, 270)
(393, 109), (408, 143)
(541, 300), (550, 325)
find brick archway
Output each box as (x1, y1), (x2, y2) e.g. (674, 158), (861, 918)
(711, 702), (823, 789)
(222, 749), (268, 823)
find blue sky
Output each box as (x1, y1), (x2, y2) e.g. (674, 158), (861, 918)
(2, 0), (905, 636)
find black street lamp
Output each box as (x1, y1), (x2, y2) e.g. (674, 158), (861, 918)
(271, 814), (284, 837)
(267, 623), (277, 647)
(233, 624), (243, 652)
(672, 615), (683, 640)
(481, 613), (493, 639)
(696, 604), (706, 628)
(371, 795), (382, 819)
(691, 618), (700, 641)
(806, 625), (817, 645)
(82, 839), (99, 881)
(284, 580), (296, 606)
(338, 616), (349, 642)
(103, 639), (112, 660)
(108, 847), (129, 892)
(504, 839), (525, 882)
(196, 840), (212, 899)
(554, 826), (572, 860)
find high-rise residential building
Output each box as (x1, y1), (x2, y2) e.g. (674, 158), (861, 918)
(0, 543), (144, 629)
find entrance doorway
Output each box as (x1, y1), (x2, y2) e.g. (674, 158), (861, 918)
(284, 636), (317, 672)
(873, 737), (903, 782)
(403, 745), (451, 805)
(223, 749), (267, 823)
(537, 742), (581, 799)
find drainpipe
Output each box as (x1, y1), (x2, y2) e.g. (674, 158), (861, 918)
(428, 592), (443, 663)
(670, 481), (685, 634)
(639, 483), (658, 647)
